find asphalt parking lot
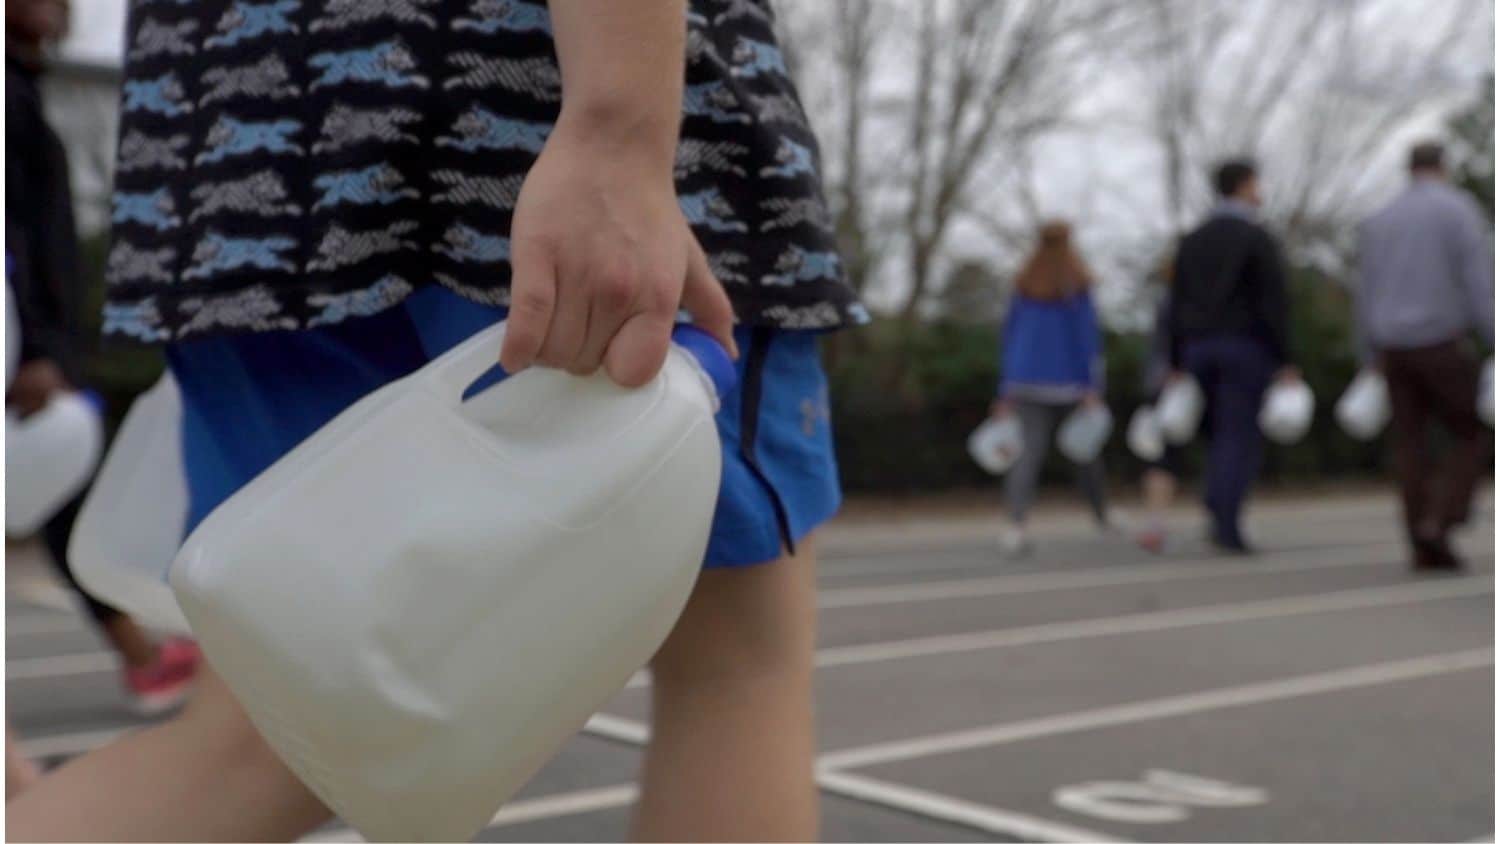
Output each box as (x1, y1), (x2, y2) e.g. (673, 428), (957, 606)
(7, 492), (1494, 842)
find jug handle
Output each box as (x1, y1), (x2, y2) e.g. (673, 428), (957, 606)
(422, 321), (737, 405)
(423, 322), (510, 407)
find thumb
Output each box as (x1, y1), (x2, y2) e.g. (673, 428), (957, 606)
(681, 239), (738, 359)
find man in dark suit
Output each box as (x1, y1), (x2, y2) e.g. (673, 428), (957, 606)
(1167, 159), (1297, 552)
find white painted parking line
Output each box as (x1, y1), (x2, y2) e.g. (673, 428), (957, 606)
(817, 549), (1391, 609)
(817, 648), (1494, 770)
(300, 784), (640, 842)
(818, 769), (1124, 843)
(20, 726), (131, 759)
(5, 614), (88, 637)
(812, 577), (1493, 669)
(6, 651), (116, 679)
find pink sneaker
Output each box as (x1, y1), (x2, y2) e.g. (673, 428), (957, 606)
(123, 638), (203, 716)
(1136, 526), (1167, 554)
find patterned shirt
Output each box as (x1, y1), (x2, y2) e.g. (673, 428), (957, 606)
(104, 0), (867, 342)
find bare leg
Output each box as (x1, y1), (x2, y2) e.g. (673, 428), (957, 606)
(630, 542), (818, 843)
(6, 726), (41, 800)
(6, 667), (330, 842)
(1137, 467), (1177, 552)
(99, 615), (160, 669)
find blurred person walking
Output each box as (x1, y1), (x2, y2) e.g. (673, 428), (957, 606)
(993, 221), (1111, 557)
(6, 0), (201, 715)
(1356, 141), (1493, 571)
(1166, 160), (1296, 553)
(1135, 262), (1185, 554)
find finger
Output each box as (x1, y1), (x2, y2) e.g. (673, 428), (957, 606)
(571, 263), (639, 376)
(680, 241), (738, 359)
(534, 269), (588, 370)
(500, 237), (557, 373)
(603, 309), (674, 389)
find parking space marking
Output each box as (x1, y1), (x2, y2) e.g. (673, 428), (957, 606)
(818, 548), (1392, 610)
(20, 726), (131, 760)
(818, 769), (1123, 843)
(812, 577), (1492, 669)
(1052, 770), (1267, 824)
(301, 784), (640, 842)
(6, 650), (116, 679)
(5, 614), (88, 637)
(817, 648), (1494, 770)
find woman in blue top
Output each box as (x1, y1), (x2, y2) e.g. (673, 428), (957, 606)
(993, 222), (1111, 555)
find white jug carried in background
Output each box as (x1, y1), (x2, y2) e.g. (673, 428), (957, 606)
(968, 413), (1024, 475)
(1126, 406), (1165, 462)
(1260, 378), (1315, 445)
(6, 391), (105, 536)
(72, 373), (191, 635)
(1057, 401), (1114, 464)
(1335, 369), (1390, 441)
(170, 323), (734, 843)
(1156, 375), (1204, 445)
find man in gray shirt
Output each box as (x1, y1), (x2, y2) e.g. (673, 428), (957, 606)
(1357, 141), (1493, 570)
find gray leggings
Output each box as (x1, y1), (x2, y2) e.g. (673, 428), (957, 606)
(1005, 400), (1108, 524)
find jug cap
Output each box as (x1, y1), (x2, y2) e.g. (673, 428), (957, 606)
(671, 325), (737, 400)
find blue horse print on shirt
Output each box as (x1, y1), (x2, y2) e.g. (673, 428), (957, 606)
(759, 138), (815, 179)
(196, 116), (303, 164)
(434, 223), (511, 263)
(112, 188), (182, 231)
(679, 188), (748, 234)
(683, 81), (751, 125)
(122, 73), (193, 117)
(102, 301), (171, 342)
(307, 275), (414, 327)
(309, 41), (430, 90)
(453, 0), (551, 34)
(730, 37), (787, 79)
(205, 1), (299, 49)
(761, 245), (841, 287)
(436, 107), (550, 153)
(184, 233), (297, 279)
(312, 164), (419, 210)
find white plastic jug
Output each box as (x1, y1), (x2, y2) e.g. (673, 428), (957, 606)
(1157, 376), (1204, 445)
(1335, 369), (1390, 441)
(6, 391), (105, 536)
(1126, 405), (1165, 462)
(72, 373), (191, 635)
(170, 323), (733, 843)
(1057, 402), (1114, 464)
(1260, 378), (1315, 445)
(967, 414), (1024, 475)
(1479, 357), (1494, 427)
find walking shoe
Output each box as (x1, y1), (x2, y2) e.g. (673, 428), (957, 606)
(1136, 526), (1167, 554)
(998, 527), (1032, 558)
(123, 638), (203, 716)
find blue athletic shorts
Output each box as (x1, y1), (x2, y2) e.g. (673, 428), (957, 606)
(166, 285), (841, 568)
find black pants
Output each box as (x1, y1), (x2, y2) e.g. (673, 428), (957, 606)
(1382, 339), (1487, 554)
(41, 493), (123, 626)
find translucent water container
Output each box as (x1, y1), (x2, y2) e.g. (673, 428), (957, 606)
(1335, 369), (1390, 441)
(6, 391), (105, 536)
(1126, 405), (1165, 462)
(968, 414), (1024, 475)
(72, 373), (191, 635)
(1057, 402), (1114, 464)
(1157, 376), (1204, 445)
(1260, 378), (1315, 445)
(170, 323), (733, 842)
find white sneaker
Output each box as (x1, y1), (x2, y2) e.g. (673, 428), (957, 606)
(998, 527), (1031, 558)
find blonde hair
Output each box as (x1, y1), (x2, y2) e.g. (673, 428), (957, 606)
(1013, 221), (1092, 301)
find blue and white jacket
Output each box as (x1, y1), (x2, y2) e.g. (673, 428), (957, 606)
(998, 291), (1103, 403)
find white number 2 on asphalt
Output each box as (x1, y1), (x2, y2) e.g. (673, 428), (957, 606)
(1052, 769), (1268, 824)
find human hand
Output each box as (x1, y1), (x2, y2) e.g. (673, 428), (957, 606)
(7, 359), (67, 418)
(500, 118), (737, 388)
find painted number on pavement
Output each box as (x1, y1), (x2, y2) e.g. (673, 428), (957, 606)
(1052, 769), (1267, 824)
